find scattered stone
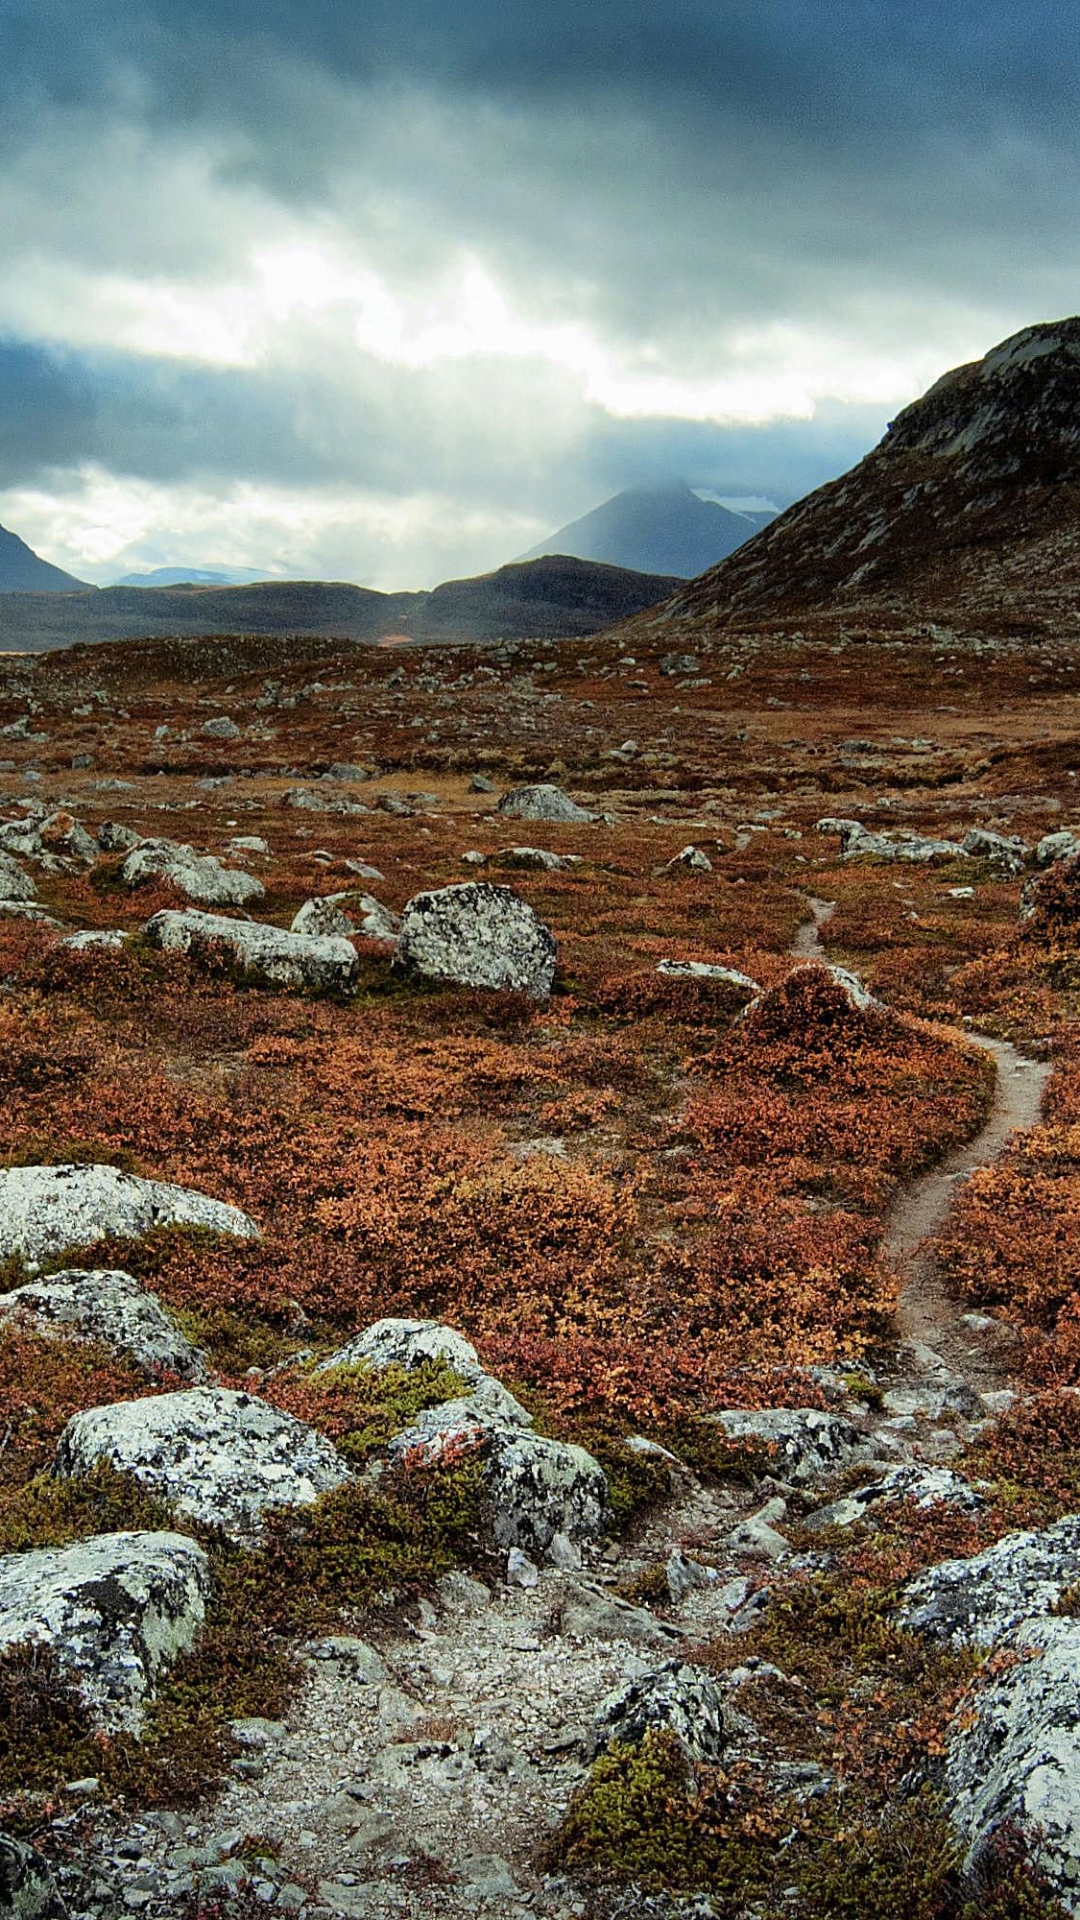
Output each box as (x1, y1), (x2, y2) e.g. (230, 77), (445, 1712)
(659, 654), (700, 677)
(0, 1268), (206, 1380)
(56, 1387), (352, 1540)
(121, 839), (265, 907)
(0, 1830), (69, 1918)
(496, 846), (583, 871)
(666, 844), (712, 872)
(227, 835), (270, 857)
(506, 1547), (540, 1589)
(59, 929), (125, 951)
(143, 908), (360, 995)
(315, 1317), (483, 1381)
(945, 1615), (1080, 1906)
(702, 1406), (876, 1485)
(900, 1514), (1080, 1645)
(495, 784), (593, 823)
(0, 1161), (258, 1268)
(727, 1499), (791, 1561)
(291, 892), (400, 943)
(961, 827), (1027, 870)
(588, 1660), (732, 1763)
(805, 1465), (985, 1531)
(470, 774), (497, 793)
(40, 812), (97, 863)
(202, 716), (242, 739)
(393, 882), (557, 999)
(836, 821), (965, 863)
(97, 821), (141, 853)
(656, 960), (759, 994)
(1036, 830), (1080, 866)
(0, 1531), (210, 1731)
(559, 1581), (685, 1648)
(665, 1550), (720, 1603)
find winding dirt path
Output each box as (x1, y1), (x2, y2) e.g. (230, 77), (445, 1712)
(794, 897), (1051, 1388)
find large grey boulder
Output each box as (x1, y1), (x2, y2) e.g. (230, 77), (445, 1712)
(0, 1831), (69, 1918)
(0, 852), (35, 902)
(588, 1661), (733, 1763)
(56, 1387), (352, 1540)
(121, 839), (265, 907)
(0, 1268), (206, 1381)
(142, 908), (359, 996)
(496, 784), (593, 823)
(701, 1407), (877, 1486)
(388, 1403), (608, 1560)
(0, 1162), (258, 1269)
(290, 892), (400, 943)
(0, 1531), (210, 1732)
(900, 1514), (1080, 1646)
(394, 882), (556, 999)
(945, 1616), (1080, 1908)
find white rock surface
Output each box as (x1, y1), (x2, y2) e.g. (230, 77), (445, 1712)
(702, 1406), (877, 1485)
(0, 1162), (258, 1268)
(805, 1464), (985, 1531)
(0, 1530), (211, 1731)
(315, 1317), (483, 1380)
(946, 1616), (1080, 1908)
(143, 908), (359, 995)
(495, 784), (593, 823)
(121, 838), (265, 907)
(394, 882), (557, 999)
(666, 844), (713, 872)
(57, 1387), (353, 1540)
(0, 1267), (206, 1380)
(900, 1514), (1080, 1645)
(656, 960), (760, 992)
(59, 928), (125, 951)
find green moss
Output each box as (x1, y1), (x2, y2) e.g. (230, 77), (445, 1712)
(306, 1357), (472, 1462)
(0, 1460), (177, 1554)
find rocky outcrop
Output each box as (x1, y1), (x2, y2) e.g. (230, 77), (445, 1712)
(0, 1830), (69, 1918)
(588, 1660), (733, 1763)
(702, 1407), (877, 1485)
(290, 892), (400, 943)
(0, 1162), (258, 1268)
(393, 883), (557, 999)
(946, 1616), (1080, 1908)
(388, 1403), (608, 1561)
(0, 852), (35, 901)
(0, 1530), (210, 1731)
(0, 1268), (206, 1380)
(495, 785), (593, 823)
(805, 1464), (985, 1531)
(899, 1514), (1080, 1645)
(56, 1388), (352, 1541)
(142, 908), (359, 996)
(121, 839), (265, 907)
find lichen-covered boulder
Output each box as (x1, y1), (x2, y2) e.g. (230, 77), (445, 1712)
(389, 1404), (608, 1559)
(0, 1162), (258, 1269)
(805, 1464), (985, 1531)
(496, 784), (593, 823)
(0, 1830), (69, 1918)
(0, 1531), (210, 1732)
(315, 1318), (535, 1428)
(393, 882), (556, 999)
(59, 928), (125, 951)
(1037, 831), (1080, 868)
(588, 1661), (733, 1763)
(0, 1268), (206, 1381)
(960, 828), (1027, 871)
(701, 1407), (876, 1486)
(56, 1388), (352, 1540)
(899, 1515), (1080, 1646)
(945, 1616), (1080, 1907)
(0, 852), (35, 902)
(142, 908), (359, 996)
(121, 838), (265, 907)
(291, 892), (399, 943)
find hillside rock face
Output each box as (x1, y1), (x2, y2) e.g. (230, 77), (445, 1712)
(632, 319), (1080, 636)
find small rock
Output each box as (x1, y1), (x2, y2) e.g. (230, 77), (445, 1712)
(496, 784), (593, 823)
(0, 1830), (69, 1919)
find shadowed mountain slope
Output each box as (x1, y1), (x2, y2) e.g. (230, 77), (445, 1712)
(617, 319), (1080, 640)
(0, 522), (87, 593)
(520, 483), (771, 576)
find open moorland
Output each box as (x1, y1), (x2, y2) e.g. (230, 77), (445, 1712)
(3, 615), (1080, 1919)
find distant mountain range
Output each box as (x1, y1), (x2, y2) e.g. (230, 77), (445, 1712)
(520, 483), (774, 577)
(112, 566), (277, 587)
(0, 523), (87, 593)
(618, 318), (1080, 643)
(0, 553), (679, 654)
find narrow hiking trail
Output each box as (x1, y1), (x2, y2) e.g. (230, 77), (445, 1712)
(795, 896), (1051, 1391)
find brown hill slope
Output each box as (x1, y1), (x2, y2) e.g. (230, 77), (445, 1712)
(619, 317), (1080, 640)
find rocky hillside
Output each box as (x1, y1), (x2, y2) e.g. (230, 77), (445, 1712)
(621, 318), (1080, 639)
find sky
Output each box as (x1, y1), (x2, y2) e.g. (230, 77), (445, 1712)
(1, 0), (1078, 589)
